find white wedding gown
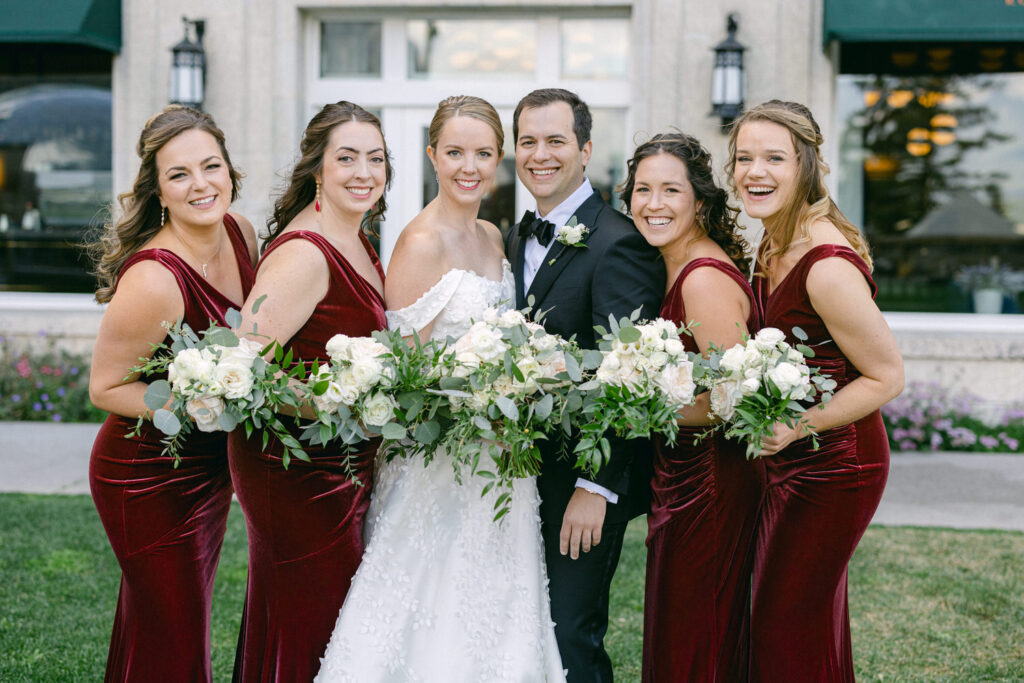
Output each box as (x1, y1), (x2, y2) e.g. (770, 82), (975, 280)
(315, 261), (566, 683)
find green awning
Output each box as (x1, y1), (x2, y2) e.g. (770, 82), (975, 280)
(0, 0), (121, 53)
(825, 0), (1024, 43)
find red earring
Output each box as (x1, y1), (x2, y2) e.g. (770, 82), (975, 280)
(315, 180), (322, 213)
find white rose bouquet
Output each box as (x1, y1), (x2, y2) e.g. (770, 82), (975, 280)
(704, 326), (838, 458)
(302, 333), (402, 454)
(129, 299), (309, 466)
(573, 313), (704, 475)
(432, 307), (584, 520)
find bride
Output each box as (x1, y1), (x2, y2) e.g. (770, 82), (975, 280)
(315, 96), (566, 682)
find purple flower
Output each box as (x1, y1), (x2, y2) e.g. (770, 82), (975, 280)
(52, 414), (62, 422)
(11, 394), (20, 403)
(948, 427), (978, 447)
(40, 393), (49, 401)
(999, 433), (1020, 451)
(33, 402), (42, 411)
(70, 366), (80, 376)
(56, 387), (66, 397)
(980, 435), (999, 449)
(930, 432), (944, 449)
(44, 402), (53, 410)
(899, 439), (918, 451)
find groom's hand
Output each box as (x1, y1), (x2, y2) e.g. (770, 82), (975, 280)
(560, 488), (607, 560)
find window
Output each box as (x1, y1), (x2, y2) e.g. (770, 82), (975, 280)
(309, 10), (633, 264)
(837, 69), (1024, 314)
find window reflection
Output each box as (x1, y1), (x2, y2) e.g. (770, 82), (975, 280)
(320, 22), (382, 77)
(560, 18), (630, 80)
(837, 73), (1024, 313)
(587, 109), (628, 211)
(407, 20), (536, 79)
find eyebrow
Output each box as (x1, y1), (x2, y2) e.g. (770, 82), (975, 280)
(335, 146), (385, 154)
(165, 155), (221, 174)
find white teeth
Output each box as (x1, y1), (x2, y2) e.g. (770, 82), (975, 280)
(747, 187), (774, 196)
(532, 169), (556, 176)
(348, 188), (371, 197)
(456, 180), (479, 188)
(189, 197), (215, 207)
(647, 218), (671, 226)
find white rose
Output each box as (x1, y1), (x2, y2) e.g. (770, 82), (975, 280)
(596, 351), (622, 384)
(464, 323), (507, 363)
(531, 332), (558, 353)
(351, 336), (388, 361)
(350, 357), (383, 391)
(654, 360), (695, 406)
(492, 375), (519, 398)
(648, 350), (670, 370)
(742, 345), (764, 369)
(639, 327), (665, 353)
(186, 395), (225, 432)
(482, 307), (501, 325)
(325, 334), (354, 362)
(787, 347), (805, 363)
(334, 368), (362, 405)
(740, 377), (761, 394)
(767, 362), (803, 394)
(663, 337), (685, 357)
(313, 382), (343, 415)
(710, 379), (741, 420)
(560, 224), (584, 244)
(754, 327), (786, 350)
(468, 390), (492, 412)
(360, 392), (398, 427)
(214, 358), (255, 400)
(718, 345), (747, 375)
(217, 338), (261, 365)
(171, 347), (207, 381)
(499, 309), (526, 328)
(540, 352), (567, 379)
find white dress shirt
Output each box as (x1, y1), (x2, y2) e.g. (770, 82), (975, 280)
(521, 177), (619, 505)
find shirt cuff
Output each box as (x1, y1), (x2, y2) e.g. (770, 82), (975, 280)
(575, 478), (619, 504)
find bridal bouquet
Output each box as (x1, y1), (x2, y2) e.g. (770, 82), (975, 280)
(574, 314), (703, 475)
(302, 333), (402, 454)
(130, 303), (309, 466)
(704, 326), (837, 458)
(433, 307), (583, 519)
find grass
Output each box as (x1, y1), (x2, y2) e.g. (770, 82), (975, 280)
(1, 495), (1022, 681)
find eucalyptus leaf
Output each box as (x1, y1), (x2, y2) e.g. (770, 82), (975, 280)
(251, 294), (268, 315)
(225, 308), (242, 330)
(144, 380), (172, 412)
(414, 420), (441, 444)
(796, 344), (815, 358)
(152, 408), (181, 436)
(380, 422), (407, 440)
(564, 352), (583, 382)
(207, 328), (239, 347)
(792, 326), (808, 341)
(495, 396), (518, 421)
(217, 410), (240, 432)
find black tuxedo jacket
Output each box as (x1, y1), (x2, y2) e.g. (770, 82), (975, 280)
(506, 189), (666, 524)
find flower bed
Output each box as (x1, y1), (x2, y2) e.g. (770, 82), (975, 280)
(0, 335), (104, 422)
(882, 381), (1022, 453)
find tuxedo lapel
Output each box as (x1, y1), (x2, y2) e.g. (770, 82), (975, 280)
(509, 229), (528, 310)
(526, 190), (606, 306)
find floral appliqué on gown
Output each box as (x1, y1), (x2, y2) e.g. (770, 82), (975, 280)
(315, 261), (566, 683)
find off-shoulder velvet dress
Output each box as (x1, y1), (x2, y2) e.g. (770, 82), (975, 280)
(643, 257), (765, 683)
(227, 230), (386, 682)
(89, 214), (255, 682)
(750, 244), (889, 682)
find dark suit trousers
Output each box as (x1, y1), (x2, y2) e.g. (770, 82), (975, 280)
(543, 515), (628, 683)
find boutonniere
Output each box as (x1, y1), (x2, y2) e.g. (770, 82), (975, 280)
(556, 217), (589, 248)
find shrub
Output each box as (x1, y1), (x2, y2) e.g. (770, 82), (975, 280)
(882, 381), (1023, 453)
(0, 334), (104, 423)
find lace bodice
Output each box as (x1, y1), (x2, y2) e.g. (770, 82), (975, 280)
(386, 260), (515, 340)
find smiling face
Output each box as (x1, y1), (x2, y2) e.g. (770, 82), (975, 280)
(514, 101), (592, 215)
(155, 128), (233, 228)
(630, 152), (701, 253)
(732, 120), (800, 223)
(428, 115), (502, 207)
(318, 120), (388, 219)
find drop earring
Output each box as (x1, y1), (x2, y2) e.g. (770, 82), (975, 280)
(315, 179), (322, 213)
(160, 205), (166, 227)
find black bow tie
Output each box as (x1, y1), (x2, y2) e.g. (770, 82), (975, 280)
(518, 210), (556, 247)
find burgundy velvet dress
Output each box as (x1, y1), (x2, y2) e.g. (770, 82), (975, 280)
(89, 214), (255, 682)
(227, 230), (385, 683)
(750, 244), (889, 682)
(643, 258), (765, 683)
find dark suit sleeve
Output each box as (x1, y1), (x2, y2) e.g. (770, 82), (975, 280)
(585, 228), (665, 496)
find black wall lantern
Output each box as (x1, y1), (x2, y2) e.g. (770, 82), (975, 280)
(711, 13), (745, 126)
(170, 17), (206, 109)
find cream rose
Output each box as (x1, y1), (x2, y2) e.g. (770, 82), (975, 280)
(213, 358), (255, 400)
(360, 392), (398, 427)
(754, 327), (786, 351)
(710, 379), (741, 420)
(186, 395), (225, 432)
(654, 360), (696, 406)
(766, 362), (803, 394)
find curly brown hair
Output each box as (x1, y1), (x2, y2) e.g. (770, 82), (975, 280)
(619, 132), (750, 274)
(88, 105), (242, 303)
(266, 101), (392, 248)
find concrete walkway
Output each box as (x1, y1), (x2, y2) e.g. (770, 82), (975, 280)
(2, 421), (1023, 532)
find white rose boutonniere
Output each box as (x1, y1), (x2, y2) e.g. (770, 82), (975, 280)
(548, 217), (590, 264)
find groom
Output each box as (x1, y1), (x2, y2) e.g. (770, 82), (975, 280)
(507, 88), (665, 681)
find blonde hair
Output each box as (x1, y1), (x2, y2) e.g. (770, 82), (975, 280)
(427, 95), (504, 151)
(88, 105), (242, 303)
(727, 100), (873, 273)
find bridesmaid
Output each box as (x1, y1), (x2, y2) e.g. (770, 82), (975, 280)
(619, 133), (764, 682)
(227, 101), (391, 682)
(87, 105), (258, 682)
(729, 100), (904, 681)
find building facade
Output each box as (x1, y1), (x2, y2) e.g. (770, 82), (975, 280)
(2, 0), (1023, 406)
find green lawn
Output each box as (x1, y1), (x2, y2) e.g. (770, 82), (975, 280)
(1, 494), (1022, 681)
